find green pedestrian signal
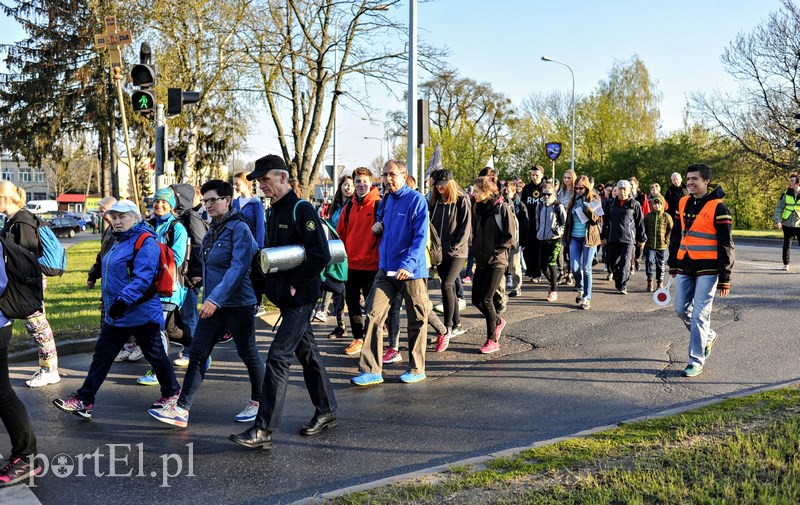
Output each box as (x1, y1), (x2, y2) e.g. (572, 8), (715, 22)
(131, 90), (155, 113)
(138, 95), (150, 108)
(131, 57), (156, 114)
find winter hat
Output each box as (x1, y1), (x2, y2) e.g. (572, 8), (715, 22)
(154, 188), (176, 209)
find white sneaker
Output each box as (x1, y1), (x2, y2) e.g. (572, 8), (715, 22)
(114, 344), (133, 362)
(458, 298), (467, 311)
(173, 352), (189, 368)
(127, 345), (143, 361)
(26, 367), (61, 388)
(234, 400), (259, 423)
(784, 264), (790, 271)
(312, 310), (328, 322)
(450, 326), (467, 337)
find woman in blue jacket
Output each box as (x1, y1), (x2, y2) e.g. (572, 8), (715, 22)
(53, 200), (180, 420)
(150, 180), (265, 428)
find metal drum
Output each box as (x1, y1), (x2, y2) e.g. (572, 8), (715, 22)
(260, 239), (346, 273)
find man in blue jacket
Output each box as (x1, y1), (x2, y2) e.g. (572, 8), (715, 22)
(352, 160), (431, 386)
(229, 155), (337, 450)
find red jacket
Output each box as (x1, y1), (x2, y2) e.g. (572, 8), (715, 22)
(337, 187), (382, 271)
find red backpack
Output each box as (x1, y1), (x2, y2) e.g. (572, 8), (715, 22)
(129, 234), (177, 298)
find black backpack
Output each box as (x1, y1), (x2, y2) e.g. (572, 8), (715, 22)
(0, 235), (44, 319)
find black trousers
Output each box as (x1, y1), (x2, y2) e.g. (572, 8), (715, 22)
(0, 325), (36, 458)
(472, 267), (505, 339)
(608, 242), (635, 290)
(345, 269), (379, 341)
(523, 236), (542, 278)
(438, 256), (465, 329)
(782, 226), (800, 265)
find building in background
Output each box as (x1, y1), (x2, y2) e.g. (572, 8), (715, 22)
(1, 156), (52, 201)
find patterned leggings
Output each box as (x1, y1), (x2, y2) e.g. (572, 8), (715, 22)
(25, 277), (56, 369)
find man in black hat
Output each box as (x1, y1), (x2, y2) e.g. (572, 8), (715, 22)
(229, 155), (337, 450)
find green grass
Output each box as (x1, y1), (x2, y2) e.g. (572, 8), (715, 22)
(327, 387), (800, 504)
(10, 240), (103, 352)
(733, 229), (781, 239)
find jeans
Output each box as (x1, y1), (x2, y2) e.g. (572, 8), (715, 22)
(608, 242), (635, 290)
(181, 286), (200, 335)
(644, 247), (666, 282)
(0, 325), (36, 458)
(255, 302), (336, 431)
(782, 226), (800, 265)
(78, 323), (180, 405)
(472, 267), (505, 339)
(569, 238), (597, 300)
(179, 305), (264, 410)
(674, 274), (718, 367)
(438, 256), (465, 329)
(387, 291), (402, 349)
(345, 269), (377, 341)
(359, 271), (430, 375)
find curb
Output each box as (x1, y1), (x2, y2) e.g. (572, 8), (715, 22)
(291, 377), (800, 505)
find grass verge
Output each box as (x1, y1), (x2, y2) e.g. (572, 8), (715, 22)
(733, 229), (781, 239)
(327, 386), (800, 504)
(10, 240), (103, 353)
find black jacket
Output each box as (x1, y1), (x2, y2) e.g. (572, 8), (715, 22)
(665, 183), (688, 220)
(471, 197), (516, 269)
(602, 197), (646, 245)
(520, 180), (545, 236)
(171, 184), (208, 282)
(511, 195), (530, 243)
(3, 208), (40, 255)
(264, 190), (331, 308)
(429, 193), (472, 259)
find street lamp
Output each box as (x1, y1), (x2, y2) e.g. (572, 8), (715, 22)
(541, 56), (575, 171)
(364, 136), (384, 161)
(362, 117), (392, 160)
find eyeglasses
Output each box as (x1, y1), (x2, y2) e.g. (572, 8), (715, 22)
(575, 187), (586, 191)
(541, 192), (552, 196)
(201, 196), (227, 206)
(382, 171), (406, 179)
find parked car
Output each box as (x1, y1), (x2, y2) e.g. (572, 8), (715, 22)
(65, 212), (88, 231)
(47, 216), (81, 238)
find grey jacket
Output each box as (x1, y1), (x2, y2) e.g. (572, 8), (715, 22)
(535, 200), (567, 242)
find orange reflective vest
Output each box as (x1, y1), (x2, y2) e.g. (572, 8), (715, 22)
(677, 196), (721, 261)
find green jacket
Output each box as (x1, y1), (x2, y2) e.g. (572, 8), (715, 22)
(644, 210), (673, 251)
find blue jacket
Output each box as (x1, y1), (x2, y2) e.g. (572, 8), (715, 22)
(377, 184), (429, 279)
(102, 222), (163, 327)
(202, 211), (258, 308)
(150, 214), (188, 307)
(233, 196), (266, 248)
(0, 242), (10, 327)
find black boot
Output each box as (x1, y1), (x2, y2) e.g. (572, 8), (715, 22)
(299, 411), (337, 436)
(229, 426), (272, 449)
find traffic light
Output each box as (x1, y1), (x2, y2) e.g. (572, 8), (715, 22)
(131, 43), (155, 114)
(167, 88), (201, 116)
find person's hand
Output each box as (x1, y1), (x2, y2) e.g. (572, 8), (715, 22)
(395, 268), (412, 281)
(190, 276), (202, 287)
(601, 239), (607, 246)
(200, 300), (218, 319)
(719, 286), (730, 297)
(87, 279), (96, 289)
(290, 286), (296, 297)
(109, 300), (127, 319)
(777, 222), (783, 230)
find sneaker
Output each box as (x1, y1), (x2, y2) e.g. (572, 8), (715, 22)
(351, 372), (383, 386)
(234, 400), (260, 423)
(433, 303), (445, 314)
(26, 367), (60, 388)
(479, 339), (499, 354)
(312, 310), (328, 323)
(344, 339), (363, 356)
(619, 288), (628, 295)
(205, 356), (212, 371)
(148, 403), (189, 428)
(151, 392), (180, 409)
(505, 275), (513, 288)
(494, 317), (507, 342)
(382, 347), (402, 364)
(580, 298), (591, 310)
(450, 325), (467, 337)
(784, 264), (790, 271)
(576, 291), (583, 304)
(704, 332), (718, 358)
(0, 456), (42, 487)
(127, 344), (143, 361)
(217, 330), (233, 344)
(458, 298), (467, 311)
(137, 370), (160, 386)
(173, 352), (189, 368)
(606, 272), (613, 281)
(682, 363), (703, 377)
(434, 331), (451, 352)
(399, 371), (426, 383)
(508, 289), (521, 297)
(255, 305), (267, 317)
(53, 394), (93, 420)
(546, 290), (558, 302)
(328, 326), (345, 339)
(115, 344), (133, 362)
(461, 276), (472, 284)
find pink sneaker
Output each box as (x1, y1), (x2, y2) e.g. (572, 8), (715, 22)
(382, 347), (402, 364)
(494, 317), (507, 342)
(479, 339), (499, 354)
(434, 331), (451, 352)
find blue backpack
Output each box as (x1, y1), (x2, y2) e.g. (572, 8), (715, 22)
(37, 222), (67, 277)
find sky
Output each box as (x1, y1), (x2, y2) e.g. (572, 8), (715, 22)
(0, 0), (787, 174)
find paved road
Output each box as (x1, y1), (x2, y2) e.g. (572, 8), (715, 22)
(5, 241), (798, 504)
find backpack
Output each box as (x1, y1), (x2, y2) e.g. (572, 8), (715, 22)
(494, 202), (519, 249)
(129, 234), (177, 298)
(292, 200), (348, 293)
(0, 235), (44, 319)
(148, 218), (188, 289)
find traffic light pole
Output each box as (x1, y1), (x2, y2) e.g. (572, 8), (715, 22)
(113, 67), (142, 210)
(155, 104), (167, 192)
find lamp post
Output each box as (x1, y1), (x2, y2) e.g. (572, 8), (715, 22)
(541, 56), (575, 171)
(364, 136), (384, 162)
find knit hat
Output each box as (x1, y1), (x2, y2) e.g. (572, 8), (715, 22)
(154, 188), (176, 209)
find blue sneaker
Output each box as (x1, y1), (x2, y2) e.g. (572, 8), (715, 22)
(137, 370), (159, 386)
(205, 356), (212, 371)
(351, 372), (383, 386)
(682, 363), (703, 378)
(399, 371), (427, 384)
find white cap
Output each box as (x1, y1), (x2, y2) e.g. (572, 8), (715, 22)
(616, 180), (631, 190)
(106, 200), (139, 214)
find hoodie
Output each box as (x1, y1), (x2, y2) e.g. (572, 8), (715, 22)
(337, 186), (382, 271)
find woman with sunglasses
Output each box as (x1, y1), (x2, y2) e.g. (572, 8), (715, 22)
(565, 176), (602, 310)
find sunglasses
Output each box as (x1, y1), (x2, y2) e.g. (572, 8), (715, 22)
(541, 192), (552, 196)
(575, 187), (586, 191)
